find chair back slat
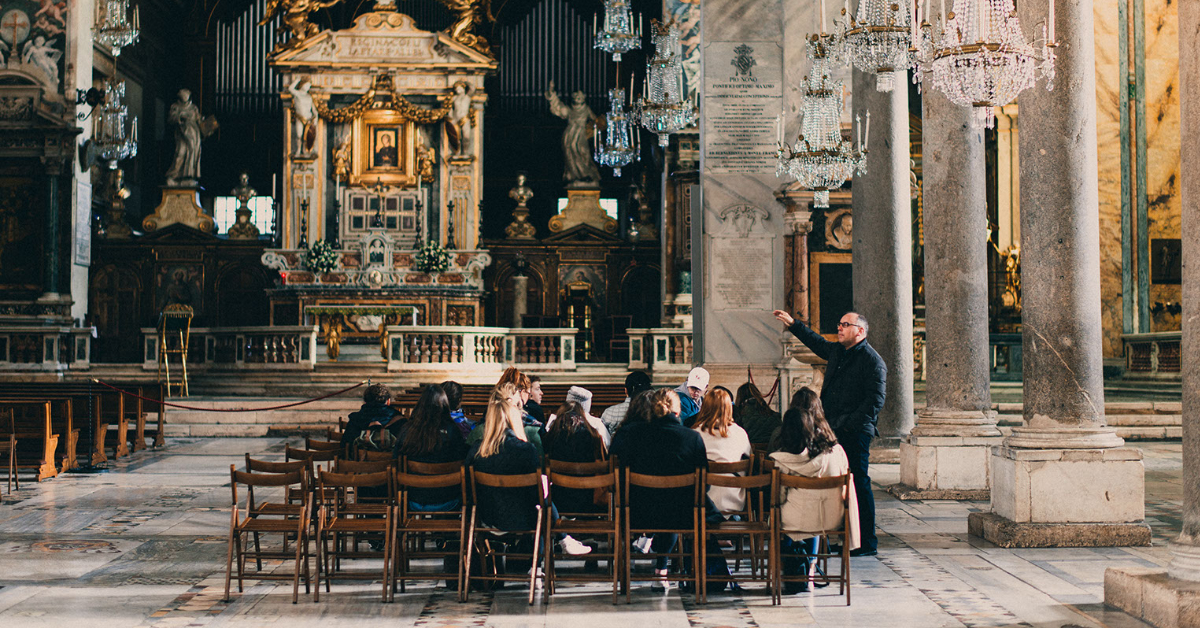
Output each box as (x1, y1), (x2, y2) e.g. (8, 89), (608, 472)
(546, 458), (610, 475)
(777, 472), (847, 491)
(305, 437), (342, 452)
(285, 444), (338, 462)
(396, 469), (464, 489)
(244, 454), (309, 474)
(547, 470), (617, 490)
(335, 458), (393, 474)
(471, 470), (541, 488)
(707, 458), (752, 475)
(406, 459), (462, 475)
(705, 470), (773, 490)
(318, 469), (392, 489)
(627, 470), (697, 489)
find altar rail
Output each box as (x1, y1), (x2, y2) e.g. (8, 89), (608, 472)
(626, 328), (694, 373)
(386, 326), (577, 371)
(0, 326), (94, 371)
(1123, 331), (1182, 379)
(141, 326), (319, 371)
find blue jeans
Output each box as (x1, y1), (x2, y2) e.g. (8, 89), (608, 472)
(836, 428), (877, 552)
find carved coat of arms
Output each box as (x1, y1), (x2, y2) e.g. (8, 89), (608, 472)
(731, 44), (756, 77)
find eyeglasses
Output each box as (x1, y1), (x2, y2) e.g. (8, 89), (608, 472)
(837, 321), (862, 329)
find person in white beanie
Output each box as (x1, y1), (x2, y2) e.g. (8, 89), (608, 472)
(546, 385), (612, 447)
(675, 367), (710, 426)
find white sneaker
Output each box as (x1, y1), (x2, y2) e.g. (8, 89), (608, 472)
(650, 570), (672, 592)
(561, 535), (593, 556)
(633, 536), (653, 554)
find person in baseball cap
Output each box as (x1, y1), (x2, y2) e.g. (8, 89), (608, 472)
(675, 367), (710, 426)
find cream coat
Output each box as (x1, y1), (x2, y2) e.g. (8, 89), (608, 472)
(770, 445), (860, 550)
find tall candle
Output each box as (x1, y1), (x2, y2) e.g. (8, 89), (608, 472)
(856, 114), (862, 149)
(821, 0), (828, 33)
(911, 0), (918, 41)
(844, 0), (851, 22)
(272, 173), (277, 199)
(977, 0), (985, 40)
(1047, 0), (1055, 42)
(864, 110), (871, 147)
(593, 13), (597, 35)
(940, 0), (946, 31)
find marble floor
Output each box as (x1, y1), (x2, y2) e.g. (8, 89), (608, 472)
(0, 438), (1180, 628)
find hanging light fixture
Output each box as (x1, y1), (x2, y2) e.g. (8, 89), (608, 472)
(593, 0), (641, 62)
(93, 79), (138, 165)
(94, 0), (141, 57)
(594, 87), (640, 176)
(913, 0), (1056, 129)
(837, 0), (916, 91)
(776, 35), (868, 209)
(633, 19), (697, 147)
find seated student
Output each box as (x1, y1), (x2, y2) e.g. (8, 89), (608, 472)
(524, 375), (546, 424)
(467, 382), (543, 457)
(769, 387), (860, 594)
(600, 371), (652, 436)
(496, 367), (542, 428)
(554, 386), (611, 447)
(734, 381), (782, 445)
(675, 367), (710, 427)
(393, 384), (469, 509)
(610, 388), (708, 590)
(441, 380), (474, 438)
(544, 400), (608, 515)
(341, 382), (402, 448)
(692, 388), (752, 514)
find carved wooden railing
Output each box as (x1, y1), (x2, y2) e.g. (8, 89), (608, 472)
(1123, 331), (1182, 379)
(141, 326), (319, 370)
(0, 326), (93, 371)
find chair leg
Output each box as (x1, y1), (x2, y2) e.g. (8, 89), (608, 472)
(528, 511), (543, 606)
(461, 509), (477, 603)
(235, 532), (246, 593)
(224, 526), (237, 602)
(291, 525), (304, 604)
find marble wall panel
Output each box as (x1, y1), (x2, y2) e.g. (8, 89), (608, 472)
(1144, 0), (1182, 332)
(1094, 0), (1124, 359)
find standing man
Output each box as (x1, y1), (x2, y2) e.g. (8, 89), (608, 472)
(773, 309), (886, 556)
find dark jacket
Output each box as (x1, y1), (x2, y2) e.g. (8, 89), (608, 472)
(393, 420), (469, 506)
(610, 413), (707, 529)
(524, 400), (545, 424)
(787, 321), (887, 437)
(466, 430), (541, 531)
(736, 402), (781, 444)
(545, 425), (605, 514)
(341, 402), (403, 446)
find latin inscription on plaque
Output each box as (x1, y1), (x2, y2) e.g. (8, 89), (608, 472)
(711, 236), (773, 311)
(703, 41), (783, 174)
(345, 37), (433, 61)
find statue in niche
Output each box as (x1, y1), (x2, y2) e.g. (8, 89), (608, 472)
(445, 82), (473, 157)
(544, 81), (601, 187)
(261, 0), (342, 48)
(21, 36), (61, 88)
(227, 173), (261, 239)
(165, 89), (218, 187)
(288, 77), (316, 157)
(332, 132), (352, 184)
(436, 0), (493, 55)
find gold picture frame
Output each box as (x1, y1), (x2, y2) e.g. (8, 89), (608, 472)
(352, 109), (417, 187)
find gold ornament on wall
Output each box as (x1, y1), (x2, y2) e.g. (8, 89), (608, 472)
(260, 0), (343, 50)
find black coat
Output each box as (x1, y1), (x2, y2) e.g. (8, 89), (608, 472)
(610, 414), (707, 529)
(466, 431), (541, 531)
(788, 321), (887, 437)
(341, 402), (402, 446)
(545, 426), (605, 514)
(393, 420), (469, 506)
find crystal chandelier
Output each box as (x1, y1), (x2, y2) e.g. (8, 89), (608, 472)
(776, 35), (867, 209)
(94, 0), (140, 57)
(93, 79), (138, 164)
(913, 0), (1056, 129)
(633, 19), (697, 147)
(838, 0), (916, 91)
(593, 0), (641, 62)
(594, 87), (640, 177)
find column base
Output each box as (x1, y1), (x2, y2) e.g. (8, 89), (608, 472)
(1105, 567), (1200, 627)
(895, 431), (1003, 498)
(968, 512), (1151, 547)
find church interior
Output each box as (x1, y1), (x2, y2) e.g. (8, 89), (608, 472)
(0, 0), (1197, 624)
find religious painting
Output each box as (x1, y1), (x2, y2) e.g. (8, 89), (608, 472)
(352, 109), (416, 187)
(1, 0), (69, 95)
(1151, 238), (1182, 285)
(155, 263), (204, 314)
(0, 176), (42, 293)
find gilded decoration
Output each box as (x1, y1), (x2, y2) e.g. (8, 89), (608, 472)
(261, 0), (343, 51)
(312, 74), (451, 124)
(436, 0), (494, 56)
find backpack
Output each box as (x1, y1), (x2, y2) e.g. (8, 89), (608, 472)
(353, 425), (397, 452)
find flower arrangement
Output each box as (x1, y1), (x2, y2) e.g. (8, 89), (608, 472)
(304, 239), (340, 274)
(414, 241), (451, 273)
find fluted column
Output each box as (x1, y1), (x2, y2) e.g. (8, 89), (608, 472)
(894, 88), (1000, 499)
(851, 70), (914, 446)
(968, 0), (1149, 548)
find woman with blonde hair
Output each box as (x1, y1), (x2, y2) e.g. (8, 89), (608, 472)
(692, 388), (752, 512)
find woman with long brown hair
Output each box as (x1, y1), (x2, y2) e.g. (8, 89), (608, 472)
(769, 387), (860, 594)
(392, 384), (468, 508)
(691, 388), (752, 512)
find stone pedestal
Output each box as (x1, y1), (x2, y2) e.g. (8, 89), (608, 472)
(549, 188), (616, 234)
(143, 187), (214, 233)
(967, 446), (1150, 547)
(894, 410), (1000, 500)
(1105, 568), (1200, 628)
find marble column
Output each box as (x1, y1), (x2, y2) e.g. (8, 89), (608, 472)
(511, 275), (528, 328)
(1104, 8), (1200, 622)
(967, 0), (1149, 548)
(40, 158), (64, 298)
(850, 69), (914, 447)
(893, 88), (1000, 500)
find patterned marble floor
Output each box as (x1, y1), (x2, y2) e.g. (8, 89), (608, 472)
(0, 437), (1178, 628)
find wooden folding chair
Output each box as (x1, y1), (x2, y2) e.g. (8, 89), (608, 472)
(306, 436), (343, 455)
(545, 462), (621, 604)
(622, 470), (703, 602)
(392, 467), (468, 601)
(225, 466), (312, 604)
(2, 410), (17, 501)
(699, 468), (776, 602)
(463, 468), (547, 605)
(772, 471), (852, 605)
(243, 455), (311, 558)
(314, 469), (394, 602)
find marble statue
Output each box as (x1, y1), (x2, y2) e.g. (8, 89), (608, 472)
(21, 36), (61, 88)
(446, 82), (472, 156)
(288, 77), (316, 157)
(505, 174), (536, 239)
(227, 173), (260, 239)
(544, 81), (601, 187)
(165, 89), (218, 186)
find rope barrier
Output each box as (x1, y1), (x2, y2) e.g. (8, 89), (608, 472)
(89, 379), (368, 412)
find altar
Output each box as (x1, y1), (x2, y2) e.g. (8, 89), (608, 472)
(259, 1), (497, 327)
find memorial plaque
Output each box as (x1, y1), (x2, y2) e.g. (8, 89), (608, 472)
(74, 180), (91, 266)
(710, 236), (774, 311)
(703, 41), (783, 174)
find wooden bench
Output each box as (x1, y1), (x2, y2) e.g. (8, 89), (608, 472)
(0, 399), (61, 481)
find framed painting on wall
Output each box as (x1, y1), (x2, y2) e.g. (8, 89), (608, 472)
(352, 109), (416, 187)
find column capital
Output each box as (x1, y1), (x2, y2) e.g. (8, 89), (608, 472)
(783, 211), (813, 234)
